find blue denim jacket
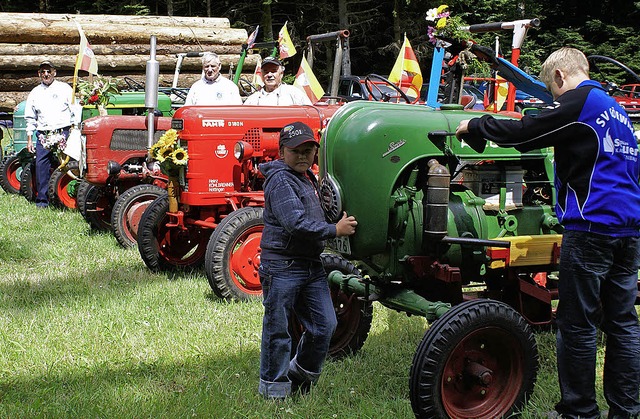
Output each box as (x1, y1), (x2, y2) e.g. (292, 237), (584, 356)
(258, 159), (336, 261)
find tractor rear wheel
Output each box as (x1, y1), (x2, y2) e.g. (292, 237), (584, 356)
(205, 207), (264, 300)
(47, 161), (79, 210)
(82, 184), (112, 231)
(409, 299), (538, 418)
(289, 253), (373, 359)
(137, 195), (209, 271)
(19, 161), (36, 202)
(111, 184), (166, 248)
(0, 154), (22, 194)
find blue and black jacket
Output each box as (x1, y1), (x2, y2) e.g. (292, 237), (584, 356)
(258, 159), (337, 261)
(468, 80), (640, 237)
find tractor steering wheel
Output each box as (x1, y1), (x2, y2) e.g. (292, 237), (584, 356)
(238, 77), (259, 96)
(170, 88), (188, 102)
(364, 74), (412, 104)
(124, 76), (145, 91)
(587, 55), (640, 95)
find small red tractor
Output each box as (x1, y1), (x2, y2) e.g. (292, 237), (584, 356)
(136, 103), (342, 299)
(77, 114), (173, 247)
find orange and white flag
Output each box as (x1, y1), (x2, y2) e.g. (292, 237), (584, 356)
(252, 57), (264, 88)
(75, 21), (98, 75)
(294, 56), (325, 103)
(278, 22), (297, 59)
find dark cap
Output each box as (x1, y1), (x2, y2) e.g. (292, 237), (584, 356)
(280, 121), (319, 148)
(39, 60), (56, 69)
(261, 56), (283, 68)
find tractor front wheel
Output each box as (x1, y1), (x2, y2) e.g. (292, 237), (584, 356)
(80, 183), (112, 231)
(409, 299), (538, 418)
(137, 195), (209, 271)
(111, 184), (167, 248)
(289, 253), (373, 359)
(0, 154), (22, 194)
(205, 207), (264, 300)
(19, 161), (36, 202)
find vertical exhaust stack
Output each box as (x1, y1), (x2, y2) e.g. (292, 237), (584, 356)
(424, 159), (450, 239)
(145, 35), (159, 149)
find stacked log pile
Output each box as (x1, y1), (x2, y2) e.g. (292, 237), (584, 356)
(0, 13), (259, 112)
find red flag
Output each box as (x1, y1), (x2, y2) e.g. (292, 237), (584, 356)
(246, 26), (259, 49)
(75, 21), (98, 75)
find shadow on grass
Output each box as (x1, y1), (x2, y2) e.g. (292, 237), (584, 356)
(0, 263), (171, 310)
(0, 349), (263, 418)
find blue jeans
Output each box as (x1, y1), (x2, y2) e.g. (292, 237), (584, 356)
(555, 230), (640, 419)
(258, 258), (337, 399)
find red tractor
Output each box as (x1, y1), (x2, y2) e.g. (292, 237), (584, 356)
(136, 104), (341, 299)
(78, 114), (172, 247)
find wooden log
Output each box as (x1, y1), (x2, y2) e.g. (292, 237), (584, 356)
(0, 53), (260, 72)
(0, 91), (28, 111)
(0, 43), (243, 56)
(0, 19), (247, 45)
(0, 12), (231, 29)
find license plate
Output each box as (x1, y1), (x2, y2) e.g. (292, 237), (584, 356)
(329, 236), (351, 254)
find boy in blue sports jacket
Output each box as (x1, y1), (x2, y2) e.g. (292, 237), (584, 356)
(257, 121), (357, 400)
(457, 47), (640, 419)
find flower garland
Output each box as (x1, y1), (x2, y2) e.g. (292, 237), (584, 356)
(149, 129), (189, 177)
(426, 5), (468, 45)
(76, 76), (120, 107)
(39, 130), (67, 153)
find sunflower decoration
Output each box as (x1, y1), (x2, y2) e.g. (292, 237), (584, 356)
(149, 129), (189, 176)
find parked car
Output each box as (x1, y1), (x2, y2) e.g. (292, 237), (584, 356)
(612, 83), (640, 117)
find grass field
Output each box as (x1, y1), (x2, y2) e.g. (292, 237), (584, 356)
(0, 190), (629, 418)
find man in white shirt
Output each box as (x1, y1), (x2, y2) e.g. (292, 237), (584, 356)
(184, 52), (242, 106)
(244, 57), (312, 106)
(25, 61), (78, 208)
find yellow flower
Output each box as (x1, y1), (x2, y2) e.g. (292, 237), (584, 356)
(436, 17), (448, 29)
(159, 146), (174, 162)
(171, 148), (189, 166)
(437, 4), (449, 13)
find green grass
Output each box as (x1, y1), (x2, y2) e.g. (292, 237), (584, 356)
(0, 191), (629, 418)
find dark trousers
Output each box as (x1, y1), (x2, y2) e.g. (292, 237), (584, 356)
(34, 133), (53, 207)
(555, 230), (640, 419)
(34, 127), (69, 207)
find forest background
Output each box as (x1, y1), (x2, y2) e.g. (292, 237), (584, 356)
(0, 0), (638, 91)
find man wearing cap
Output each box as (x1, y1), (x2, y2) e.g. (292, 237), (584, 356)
(256, 121), (357, 399)
(25, 61), (78, 208)
(244, 57), (312, 106)
(184, 52), (242, 106)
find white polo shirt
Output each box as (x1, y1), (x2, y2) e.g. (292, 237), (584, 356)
(243, 84), (312, 106)
(184, 75), (243, 105)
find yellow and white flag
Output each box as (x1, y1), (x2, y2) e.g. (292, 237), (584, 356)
(294, 56), (325, 103)
(278, 22), (297, 59)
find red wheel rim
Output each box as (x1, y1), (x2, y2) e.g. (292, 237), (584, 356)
(124, 201), (153, 242)
(441, 326), (524, 418)
(228, 225), (263, 295)
(57, 174), (78, 209)
(6, 158), (21, 190)
(157, 222), (209, 267)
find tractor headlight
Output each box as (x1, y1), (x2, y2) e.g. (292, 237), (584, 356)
(319, 174), (342, 223)
(234, 141), (254, 161)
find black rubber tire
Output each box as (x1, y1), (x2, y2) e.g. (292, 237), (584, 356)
(205, 207), (264, 300)
(47, 161), (79, 210)
(83, 184), (112, 231)
(409, 299), (539, 419)
(0, 154), (22, 194)
(289, 253), (374, 359)
(76, 180), (91, 219)
(137, 195), (209, 272)
(19, 161), (36, 202)
(111, 184), (166, 248)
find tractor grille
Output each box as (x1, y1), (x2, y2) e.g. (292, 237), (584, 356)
(110, 129), (167, 151)
(242, 128), (262, 150)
